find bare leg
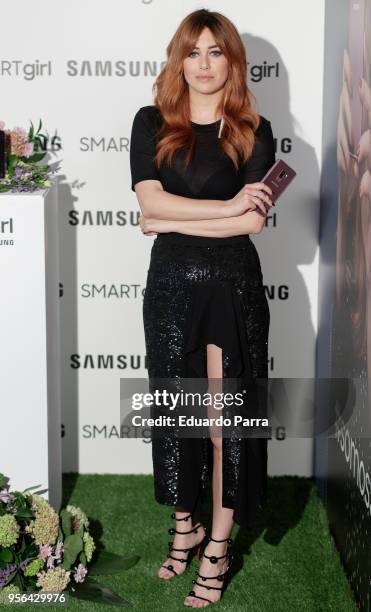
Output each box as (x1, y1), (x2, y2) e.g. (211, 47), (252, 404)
(184, 344), (234, 607)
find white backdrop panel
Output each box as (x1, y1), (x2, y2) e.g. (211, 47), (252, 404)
(1, 0), (325, 476)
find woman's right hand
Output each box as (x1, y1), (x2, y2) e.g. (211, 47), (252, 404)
(226, 182), (273, 217)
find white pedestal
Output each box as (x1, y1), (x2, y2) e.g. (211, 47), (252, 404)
(0, 180), (62, 510)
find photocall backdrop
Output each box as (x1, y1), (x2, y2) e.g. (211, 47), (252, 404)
(1, 0), (325, 475)
(316, 0), (371, 608)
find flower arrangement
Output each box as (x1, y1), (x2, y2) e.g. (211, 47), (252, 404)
(0, 119), (58, 193)
(0, 473), (139, 606)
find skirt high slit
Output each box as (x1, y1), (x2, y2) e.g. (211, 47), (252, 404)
(143, 232), (270, 530)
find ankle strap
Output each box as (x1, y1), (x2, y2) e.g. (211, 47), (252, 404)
(169, 522), (202, 536)
(203, 551), (229, 562)
(208, 536), (233, 544)
(171, 512), (192, 522)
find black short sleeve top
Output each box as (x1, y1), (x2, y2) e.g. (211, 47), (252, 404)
(130, 105), (275, 200)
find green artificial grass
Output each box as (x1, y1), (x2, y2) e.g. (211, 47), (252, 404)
(15, 475), (357, 611)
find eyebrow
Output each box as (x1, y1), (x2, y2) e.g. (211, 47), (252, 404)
(192, 44), (221, 49)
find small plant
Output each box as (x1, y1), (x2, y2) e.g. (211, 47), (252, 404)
(0, 473), (139, 606)
(0, 119), (58, 193)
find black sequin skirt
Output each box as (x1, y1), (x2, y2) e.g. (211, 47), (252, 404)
(143, 232), (270, 530)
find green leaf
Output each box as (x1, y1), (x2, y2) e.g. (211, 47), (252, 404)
(22, 542), (38, 559)
(34, 134), (47, 149)
(0, 549), (13, 563)
(29, 121), (34, 140)
(60, 534), (83, 569)
(69, 576), (132, 607)
(7, 154), (17, 170)
(12, 490), (27, 502)
(22, 483), (42, 493)
(60, 509), (72, 538)
(28, 488), (48, 497)
(15, 508), (35, 519)
(23, 153), (46, 163)
(37, 119), (42, 133)
(80, 551), (87, 566)
(88, 551), (140, 576)
(14, 571), (23, 590)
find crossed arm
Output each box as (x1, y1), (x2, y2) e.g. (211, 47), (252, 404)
(134, 179), (271, 237)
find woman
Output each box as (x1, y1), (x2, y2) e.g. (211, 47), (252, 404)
(130, 8), (275, 608)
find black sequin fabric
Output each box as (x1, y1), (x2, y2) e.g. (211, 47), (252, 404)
(143, 233), (270, 530)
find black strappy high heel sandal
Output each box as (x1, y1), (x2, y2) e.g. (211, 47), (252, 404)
(185, 535), (234, 606)
(160, 512), (206, 578)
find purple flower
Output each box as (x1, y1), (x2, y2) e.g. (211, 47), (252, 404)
(73, 563), (87, 583)
(0, 562), (17, 589)
(38, 544), (52, 561)
(19, 559), (28, 571)
(54, 540), (64, 561)
(44, 540), (64, 569)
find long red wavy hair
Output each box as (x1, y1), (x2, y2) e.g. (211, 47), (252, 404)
(152, 8), (261, 171)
